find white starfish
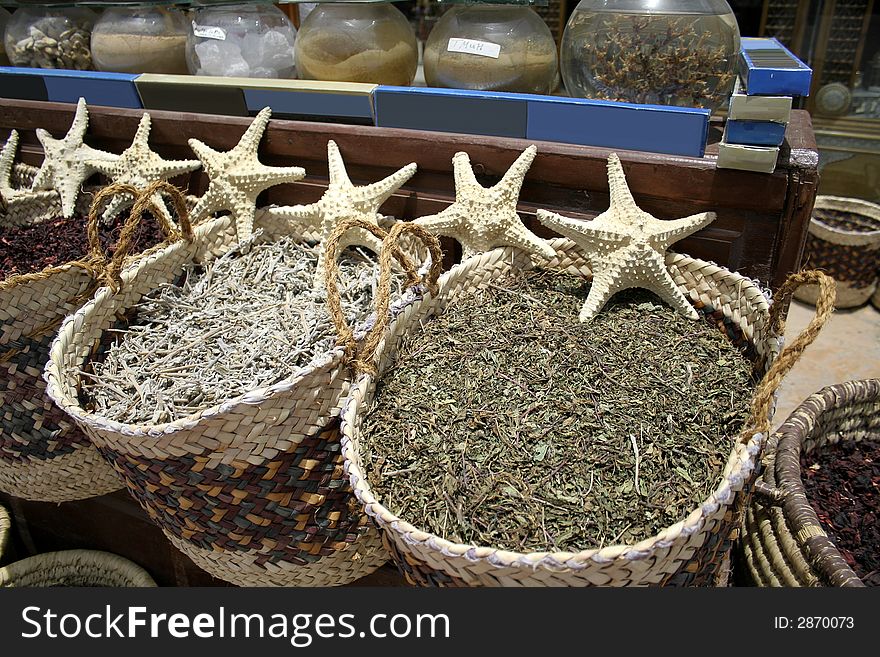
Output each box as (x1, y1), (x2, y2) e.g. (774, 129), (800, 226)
(268, 139), (416, 279)
(31, 98), (117, 218)
(0, 130), (62, 219)
(87, 113), (200, 224)
(537, 153), (715, 322)
(188, 107), (305, 241)
(414, 145), (554, 261)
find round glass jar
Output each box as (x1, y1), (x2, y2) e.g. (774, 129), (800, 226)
(560, 0), (740, 110)
(4, 6), (96, 70)
(0, 8), (10, 66)
(295, 3), (418, 86)
(187, 3), (296, 79)
(423, 4), (558, 94)
(91, 6), (189, 75)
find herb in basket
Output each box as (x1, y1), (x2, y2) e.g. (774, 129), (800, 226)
(80, 233), (402, 425)
(361, 268), (756, 552)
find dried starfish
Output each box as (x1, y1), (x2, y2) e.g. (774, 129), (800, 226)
(268, 139), (416, 283)
(188, 107), (305, 241)
(87, 113), (200, 224)
(414, 145), (554, 261)
(31, 98), (116, 218)
(537, 153), (715, 321)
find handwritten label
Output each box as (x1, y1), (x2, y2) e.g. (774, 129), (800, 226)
(447, 38), (501, 59)
(192, 22), (227, 41)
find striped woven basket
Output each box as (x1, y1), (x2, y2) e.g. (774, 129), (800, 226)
(43, 210), (438, 586)
(0, 549), (156, 587)
(741, 378), (880, 587)
(0, 181), (187, 503)
(795, 196), (880, 308)
(1, 162), (69, 227)
(339, 233), (835, 586)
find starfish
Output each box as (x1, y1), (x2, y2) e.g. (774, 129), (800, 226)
(31, 97), (117, 218)
(268, 139), (416, 279)
(87, 113), (200, 224)
(414, 145), (555, 261)
(537, 153), (715, 322)
(0, 130), (62, 220)
(188, 107), (305, 242)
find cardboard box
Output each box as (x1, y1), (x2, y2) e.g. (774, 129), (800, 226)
(374, 86), (710, 157)
(135, 75), (376, 123)
(717, 140), (780, 173)
(739, 37), (812, 97)
(724, 119), (787, 147)
(728, 76), (792, 122)
(0, 67), (142, 108)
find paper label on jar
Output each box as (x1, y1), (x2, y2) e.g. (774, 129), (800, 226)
(192, 22), (227, 41)
(446, 38), (501, 59)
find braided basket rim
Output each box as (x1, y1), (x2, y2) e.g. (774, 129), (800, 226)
(760, 378), (880, 587)
(340, 237), (777, 573)
(0, 549), (157, 587)
(810, 196), (880, 243)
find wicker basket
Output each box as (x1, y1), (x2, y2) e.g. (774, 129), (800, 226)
(0, 550), (156, 587)
(795, 196), (880, 308)
(0, 180), (188, 503)
(741, 378), (880, 587)
(0, 503), (10, 560)
(41, 209), (439, 587)
(339, 231), (834, 587)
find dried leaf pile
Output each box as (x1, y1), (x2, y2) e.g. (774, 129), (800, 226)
(82, 234), (393, 425)
(0, 212), (166, 280)
(362, 269), (756, 553)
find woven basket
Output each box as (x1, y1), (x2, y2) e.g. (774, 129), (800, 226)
(0, 503), (10, 560)
(41, 209), (439, 587)
(1, 182), (192, 503)
(0, 549), (156, 587)
(741, 378), (880, 587)
(339, 233), (835, 587)
(1, 162), (71, 227)
(795, 196), (880, 308)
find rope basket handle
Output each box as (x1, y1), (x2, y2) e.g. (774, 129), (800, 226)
(324, 218), (442, 374)
(87, 180), (193, 292)
(738, 269), (836, 444)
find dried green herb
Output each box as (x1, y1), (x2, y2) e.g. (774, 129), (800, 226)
(361, 269), (755, 552)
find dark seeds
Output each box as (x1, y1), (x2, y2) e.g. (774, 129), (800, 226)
(802, 438), (880, 586)
(362, 269), (756, 553)
(0, 210), (166, 280)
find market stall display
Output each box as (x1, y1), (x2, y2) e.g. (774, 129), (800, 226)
(4, 6), (96, 70)
(91, 5), (190, 75)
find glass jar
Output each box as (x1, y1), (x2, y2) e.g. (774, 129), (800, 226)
(4, 6), (96, 70)
(0, 7), (10, 66)
(91, 6), (189, 75)
(187, 3), (296, 79)
(423, 4), (558, 94)
(295, 3), (418, 86)
(560, 0), (740, 110)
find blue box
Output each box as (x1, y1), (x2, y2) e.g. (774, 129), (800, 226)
(724, 119), (786, 147)
(374, 86), (527, 139)
(525, 95), (709, 157)
(0, 67), (142, 108)
(739, 37), (812, 97)
(374, 86), (710, 157)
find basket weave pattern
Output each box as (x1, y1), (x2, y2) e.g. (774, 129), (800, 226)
(0, 172), (122, 502)
(0, 549), (157, 587)
(796, 197), (880, 308)
(340, 238), (780, 587)
(742, 378), (880, 587)
(45, 213), (388, 586)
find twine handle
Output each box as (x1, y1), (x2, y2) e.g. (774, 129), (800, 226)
(324, 218), (441, 374)
(87, 180), (192, 291)
(739, 269), (836, 443)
